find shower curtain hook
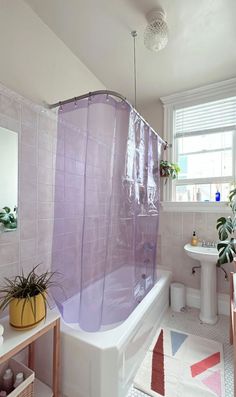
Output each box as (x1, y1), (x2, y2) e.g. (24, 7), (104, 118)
(59, 101), (63, 112)
(106, 93), (109, 102)
(164, 141), (169, 150)
(74, 97), (77, 107)
(88, 92), (92, 102)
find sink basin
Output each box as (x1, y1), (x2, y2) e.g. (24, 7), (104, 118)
(184, 244), (218, 263)
(184, 243), (219, 325)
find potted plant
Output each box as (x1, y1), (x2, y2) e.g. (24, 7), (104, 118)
(153, 160), (180, 185)
(159, 160), (180, 180)
(0, 266), (59, 330)
(216, 187), (236, 265)
(0, 207), (17, 230)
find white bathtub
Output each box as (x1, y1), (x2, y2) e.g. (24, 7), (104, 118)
(60, 269), (171, 397)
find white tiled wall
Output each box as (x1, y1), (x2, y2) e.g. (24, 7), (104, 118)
(0, 83), (57, 285)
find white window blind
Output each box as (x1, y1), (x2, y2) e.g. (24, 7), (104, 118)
(175, 96), (236, 136)
(173, 96), (236, 202)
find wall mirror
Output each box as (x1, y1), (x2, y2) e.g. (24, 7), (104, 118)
(0, 127), (18, 232)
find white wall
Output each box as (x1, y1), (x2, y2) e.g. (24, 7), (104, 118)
(139, 100), (164, 137)
(0, 127), (18, 210)
(0, 0), (105, 105)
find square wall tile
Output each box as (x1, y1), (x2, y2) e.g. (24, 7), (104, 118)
(21, 143), (37, 166)
(20, 220), (37, 240)
(20, 239), (36, 261)
(0, 243), (19, 265)
(21, 125), (37, 146)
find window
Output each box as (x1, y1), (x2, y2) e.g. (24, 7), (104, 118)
(161, 80), (236, 203)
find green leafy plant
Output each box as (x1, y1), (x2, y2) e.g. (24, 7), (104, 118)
(0, 207), (17, 229)
(159, 160), (180, 181)
(216, 187), (236, 265)
(0, 265), (60, 322)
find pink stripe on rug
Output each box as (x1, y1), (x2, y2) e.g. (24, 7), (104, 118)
(202, 369), (222, 397)
(151, 329), (165, 396)
(191, 352), (221, 377)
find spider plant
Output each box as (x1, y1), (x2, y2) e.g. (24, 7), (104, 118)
(0, 265), (60, 327)
(216, 187), (236, 265)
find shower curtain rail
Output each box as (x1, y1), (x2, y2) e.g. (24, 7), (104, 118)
(48, 90), (168, 149)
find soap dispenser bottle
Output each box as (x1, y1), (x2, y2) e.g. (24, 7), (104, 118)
(191, 231), (198, 246)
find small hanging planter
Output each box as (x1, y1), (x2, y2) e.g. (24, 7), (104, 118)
(0, 207), (17, 230)
(159, 160), (180, 183)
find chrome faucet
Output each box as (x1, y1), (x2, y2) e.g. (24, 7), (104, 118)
(201, 240), (217, 248)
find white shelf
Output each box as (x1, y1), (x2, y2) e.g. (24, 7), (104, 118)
(35, 378), (53, 397)
(0, 308), (60, 397)
(0, 308), (60, 360)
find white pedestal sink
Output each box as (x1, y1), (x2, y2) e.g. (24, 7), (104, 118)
(184, 244), (219, 325)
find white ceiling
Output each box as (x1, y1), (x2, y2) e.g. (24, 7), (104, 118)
(25, 0), (236, 107)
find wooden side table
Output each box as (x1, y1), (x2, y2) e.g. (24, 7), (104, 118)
(0, 309), (60, 397)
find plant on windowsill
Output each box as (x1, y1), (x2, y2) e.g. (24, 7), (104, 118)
(158, 160), (180, 184)
(0, 265), (60, 330)
(0, 207), (17, 230)
(216, 187), (236, 266)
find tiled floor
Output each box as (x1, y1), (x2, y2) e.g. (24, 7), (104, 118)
(129, 307), (233, 397)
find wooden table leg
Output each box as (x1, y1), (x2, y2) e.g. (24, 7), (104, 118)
(53, 319), (60, 397)
(28, 341), (35, 370)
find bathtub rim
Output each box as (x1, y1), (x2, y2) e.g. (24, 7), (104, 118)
(60, 269), (172, 349)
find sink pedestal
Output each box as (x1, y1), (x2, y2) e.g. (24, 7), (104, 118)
(184, 244), (218, 325)
(199, 261), (218, 324)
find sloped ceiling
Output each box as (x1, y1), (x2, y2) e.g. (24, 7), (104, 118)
(25, 0), (236, 107)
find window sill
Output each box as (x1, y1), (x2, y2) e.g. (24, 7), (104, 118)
(160, 201), (231, 213)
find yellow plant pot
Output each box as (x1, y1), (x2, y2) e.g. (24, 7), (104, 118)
(9, 293), (46, 330)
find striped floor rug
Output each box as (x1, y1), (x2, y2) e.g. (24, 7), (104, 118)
(134, 327), (225, 397)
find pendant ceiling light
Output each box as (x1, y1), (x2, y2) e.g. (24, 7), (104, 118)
(144, 7), (168, 52)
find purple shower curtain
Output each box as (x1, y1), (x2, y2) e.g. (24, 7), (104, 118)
(52, 93), (162, 332)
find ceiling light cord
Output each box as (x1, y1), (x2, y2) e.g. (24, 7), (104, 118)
(131, 30), (137, 109)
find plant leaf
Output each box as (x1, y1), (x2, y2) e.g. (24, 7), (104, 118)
(217, 239), (236, 265)
(216, 216), (233, 241)
(229, 188), (236, 202)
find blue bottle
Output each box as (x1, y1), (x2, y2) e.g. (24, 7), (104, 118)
(215, 190), (221, 202)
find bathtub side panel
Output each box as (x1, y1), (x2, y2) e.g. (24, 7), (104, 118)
(99, 272), (171, 397)
(120, 282), (169, 395)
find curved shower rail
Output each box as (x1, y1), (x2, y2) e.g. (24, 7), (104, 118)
(48, 89), (168, 149)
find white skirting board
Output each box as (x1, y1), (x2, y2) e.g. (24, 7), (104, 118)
(186, 287), (230, 316)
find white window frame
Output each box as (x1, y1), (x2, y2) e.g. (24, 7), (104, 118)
(160, 77), (236, 211)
